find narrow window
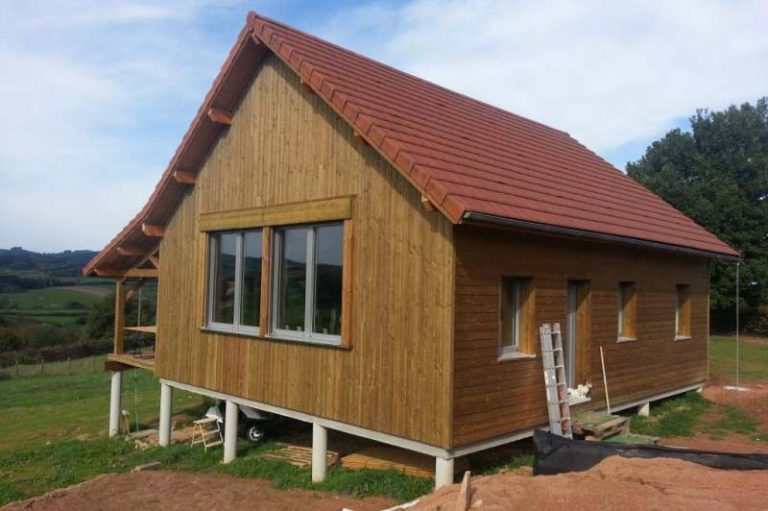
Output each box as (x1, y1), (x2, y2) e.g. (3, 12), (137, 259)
(618, 282), (636, 340)
(499, 277), (531, 358)
(675, 285), (691, 338)
(207, 229), (262, 332)
(272, 222), (343, 344)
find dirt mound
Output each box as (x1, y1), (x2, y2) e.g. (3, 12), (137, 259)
(0, 470), (393, 511)
(410, 456), (768, 511)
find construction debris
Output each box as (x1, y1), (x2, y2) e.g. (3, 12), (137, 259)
(262, 444), (339, 468)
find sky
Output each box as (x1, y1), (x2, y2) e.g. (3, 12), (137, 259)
(1, 0), (767, 252)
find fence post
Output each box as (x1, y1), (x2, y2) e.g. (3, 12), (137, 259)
(40, 358), (45, 375)
(67, 358), (71, 376)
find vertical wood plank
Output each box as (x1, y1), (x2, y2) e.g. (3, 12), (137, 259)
(259, 226), (272, 336)
(114, 279), (125, 355)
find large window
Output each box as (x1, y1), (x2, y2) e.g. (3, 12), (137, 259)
(675, 284), (691, 339)
(272, 222), (343, 345)
(207, 230), (262, 332)
(617, 282), (637, 340)
(499, 277), (532, 359)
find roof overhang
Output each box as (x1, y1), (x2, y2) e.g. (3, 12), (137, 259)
(462, 211), (741, 262)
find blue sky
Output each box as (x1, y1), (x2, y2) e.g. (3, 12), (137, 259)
(1, 0), (767, 252)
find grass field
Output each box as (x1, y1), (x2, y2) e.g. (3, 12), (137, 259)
(709, 335), (768, 383)
(0, 356), (431, 506)
(0, 287), (106, 311)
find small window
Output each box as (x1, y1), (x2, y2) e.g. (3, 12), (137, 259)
(675, 285), (691, 338)
(618, 282), (636, 340)
(499, 277), (532, 358)
(207, 229), (262, 332)
(272, 222), (343, 345)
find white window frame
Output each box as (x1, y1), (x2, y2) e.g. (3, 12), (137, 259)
(270, 223), (343, 346)
(206, 230), (262, 335)
(499, 278), (523, 357)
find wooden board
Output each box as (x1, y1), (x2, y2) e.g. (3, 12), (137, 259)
(341, 446), (468, 479)
(155, 54), (455, 448)
(263, 445), (339, 468)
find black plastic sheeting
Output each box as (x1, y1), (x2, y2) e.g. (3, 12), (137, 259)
(533, 429), (768, 475)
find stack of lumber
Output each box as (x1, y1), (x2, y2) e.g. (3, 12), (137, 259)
(341, 446), (468, 479)
(572, 412), (630, 441)
(263, 445), (339, 468)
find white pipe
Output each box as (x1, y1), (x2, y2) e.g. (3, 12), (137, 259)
(109, 371), (122, 437)
(312, 422), (328, 482)
(158, 383), (173, 447)
(434, 457), (454, 489)
(223, 400), (238, 463)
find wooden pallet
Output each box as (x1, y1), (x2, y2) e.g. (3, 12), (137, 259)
(263, 445), (339, 468)
(573, 412), (630, 441)
(341, 446), (468, 479)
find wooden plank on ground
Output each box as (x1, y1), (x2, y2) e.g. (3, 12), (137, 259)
(341, 446), (468, 479)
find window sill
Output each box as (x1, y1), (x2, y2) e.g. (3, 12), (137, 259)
(674, 335), (692, 342)
(200, 327), (350, 349)
(616, 336), (637, 343)
(497, 352), (537, 363)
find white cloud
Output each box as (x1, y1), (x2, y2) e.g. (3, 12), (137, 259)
(316, 0), (768, 157)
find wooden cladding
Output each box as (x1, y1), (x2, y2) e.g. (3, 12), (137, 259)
(198, 196), (354, 232)
(452, 226), (709, 446)
(155, 55), (454, 448)
(676, 284), (692, 338)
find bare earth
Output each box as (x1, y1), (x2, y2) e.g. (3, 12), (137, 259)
(0, 471), (393, 511)
(411, 456), (768, 511)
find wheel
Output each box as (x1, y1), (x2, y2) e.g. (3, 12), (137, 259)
(245, 423), (266, 443)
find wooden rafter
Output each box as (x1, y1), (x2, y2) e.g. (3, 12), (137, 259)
(142, 223), (165, 237)
(207, 107), (233, 125)
(116, 246), (145, 257)
(173, 170), (197, 185)
(125, 278), (147, 302)
(125, 268), (158, 279)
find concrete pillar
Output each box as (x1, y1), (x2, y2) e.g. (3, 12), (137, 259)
(223, 400), (238, 464)
(637, 402), (650, 417)
(109, 371), (122, 437)
(158, 383), (173, 446)
(312, 422), (328, 482)
(435, 457), (454, 489)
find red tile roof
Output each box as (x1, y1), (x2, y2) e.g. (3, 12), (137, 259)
(84, 12), (737, 275)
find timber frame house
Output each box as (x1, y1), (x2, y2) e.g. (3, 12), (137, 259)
(84, 11), (739, 488)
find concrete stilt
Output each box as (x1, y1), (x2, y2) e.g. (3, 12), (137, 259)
(109, 371), (122, 437)
(435, 457), (454, 489)
(312, 422), (328, 483)
(158, 383), (173, 446)
(637, 402), (650, 417)
(223, 400), (238, 463)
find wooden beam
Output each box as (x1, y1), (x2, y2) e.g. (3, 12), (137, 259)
(207, 107), (233, 126)
(259, 227), (272, 337)
(125, 278), (147, 301)
(172, 170), (197, 185)
(114, 280), (125, 355)
(125, 268), (158, 279)
(142, 223), (165, 237)
(116, 246), (145, 257)
(148, 255), (160, 269)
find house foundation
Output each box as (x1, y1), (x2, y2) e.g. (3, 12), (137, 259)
(109, 371), (122, 437)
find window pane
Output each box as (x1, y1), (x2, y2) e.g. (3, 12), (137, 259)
(212, 233), (237, 324)
(240, 230), (262, 327)
(313, 224), (343, 335)
(500, 278), (520, 350)
(277, 227), (308, 331)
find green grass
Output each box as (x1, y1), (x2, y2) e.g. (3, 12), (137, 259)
(0, 359), (432, 506)
(709, 336), (768, 383)
(0, 287), (104, 311)
(711, 405), (759, 436)
(632, 392), (711, 437)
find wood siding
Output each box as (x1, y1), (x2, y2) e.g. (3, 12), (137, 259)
(155, 54), (455, 448)
(452, 226), (709, 446)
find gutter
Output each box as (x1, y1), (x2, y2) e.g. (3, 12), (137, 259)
(462, 211), (741, 262)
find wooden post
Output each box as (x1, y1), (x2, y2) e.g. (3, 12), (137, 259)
(114, 279), (126, 355)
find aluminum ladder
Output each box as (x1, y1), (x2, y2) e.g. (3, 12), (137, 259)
(539, 323), (573, 438)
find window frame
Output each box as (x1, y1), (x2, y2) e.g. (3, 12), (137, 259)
(617, 281), (637, 341)
(270, 222), (344, 347)
(675, 284), (691, 339)
(498, 277), (534, 361)
(205, 229), (262, 336)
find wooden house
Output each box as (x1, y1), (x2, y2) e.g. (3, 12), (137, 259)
(83, 12), (738, 487)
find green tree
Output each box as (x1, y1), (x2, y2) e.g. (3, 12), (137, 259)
(628, 98), (768, 332)
(85, 293), (115, 340)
